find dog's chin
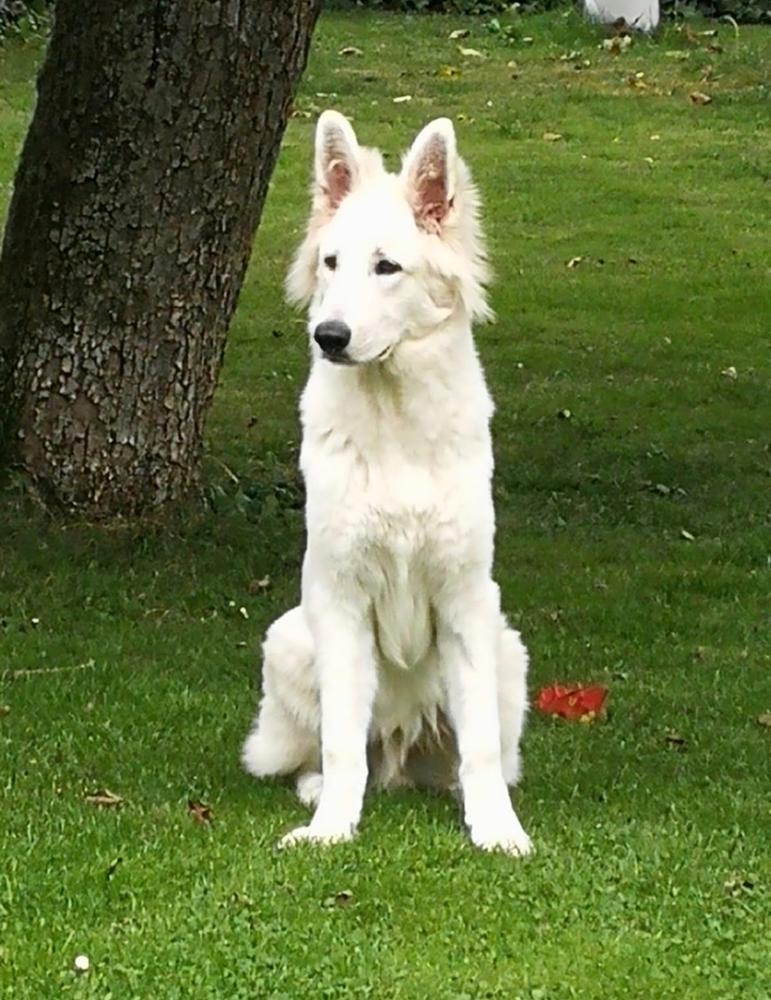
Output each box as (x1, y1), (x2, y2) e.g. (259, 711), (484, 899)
(322, 344), (396, 367)
(321, 353), (356, 366)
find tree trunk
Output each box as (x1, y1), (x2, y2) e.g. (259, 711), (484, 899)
(0, 0), (320, 516)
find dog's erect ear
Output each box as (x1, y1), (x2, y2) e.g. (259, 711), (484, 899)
(401, 118), (457, 233)
(314, 110), (360, 212)
(286, 111), (359, 305)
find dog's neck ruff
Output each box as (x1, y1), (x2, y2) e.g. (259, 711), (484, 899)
(302, 313), (493, 463)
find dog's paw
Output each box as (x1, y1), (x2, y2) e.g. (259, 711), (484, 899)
(469, 816), (533, 857)
(278, 822), (355, 849)
(295, 772), (324, 809)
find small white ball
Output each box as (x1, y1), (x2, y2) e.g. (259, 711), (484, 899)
(73, 954), (90, 973)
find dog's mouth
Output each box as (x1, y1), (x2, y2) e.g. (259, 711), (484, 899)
(375, 344), (395, 362)
(323, 344), (394, 366)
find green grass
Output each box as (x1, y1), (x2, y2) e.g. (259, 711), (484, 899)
(1, 9), (770, 998)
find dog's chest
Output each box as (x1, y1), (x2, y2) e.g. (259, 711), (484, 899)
(362, 528), (434, 670)
(303, 377), (494, 667)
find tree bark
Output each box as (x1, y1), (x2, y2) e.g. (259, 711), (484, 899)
(0, 0), (320, 515)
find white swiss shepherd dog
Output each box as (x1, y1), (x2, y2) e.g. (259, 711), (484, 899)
(242, 110), (532, 856)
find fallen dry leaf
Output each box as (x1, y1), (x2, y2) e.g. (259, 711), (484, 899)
(689, 91), (713, 105)
(85, 789), (124, 808)
(322, 889), (354, 908)
(543, 131), (563, 142)
(680, 529), (695, 541)
(437, 65), (462, 78)
(681, 25), (701, 46)
(458, 46), (485, 59)
(757, 713), (771, 728)
(392, 95), (412, 104)
(681, 25), (722, 51)
(720, 365), (737, 380)
(602, 35), (632, 55)
(448, 28), (469, 40)
(338, 46), (363, 57)
(724, 876), (754, 896)
(535, 683), (608, 721)
(187, 799), (213, 824)
(566, 256), (583, 269)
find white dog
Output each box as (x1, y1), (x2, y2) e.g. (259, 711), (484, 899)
(242, 111), (532, 856)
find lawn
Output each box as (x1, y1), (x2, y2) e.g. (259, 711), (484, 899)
(1, 8), (770, 998)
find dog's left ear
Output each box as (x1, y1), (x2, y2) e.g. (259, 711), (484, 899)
(401, 118), (457, 234)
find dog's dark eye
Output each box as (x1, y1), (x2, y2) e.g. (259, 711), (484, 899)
(375, 259), (402, 276)
(323, 255), (337, 271)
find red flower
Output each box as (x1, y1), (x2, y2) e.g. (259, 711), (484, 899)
(534, 683), (608, 722)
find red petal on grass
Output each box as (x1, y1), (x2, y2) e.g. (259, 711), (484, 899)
(535, 683), (608, 721)
(577, 686), (607, 714)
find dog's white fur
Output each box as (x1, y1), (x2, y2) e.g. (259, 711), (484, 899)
(242, 111), (531, 856)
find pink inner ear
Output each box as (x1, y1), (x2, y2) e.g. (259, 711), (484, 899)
(325, 158), (352, 209)
(413, 137), (449, 233)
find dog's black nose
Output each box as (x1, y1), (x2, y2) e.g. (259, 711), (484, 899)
(314, 321), (351, 356)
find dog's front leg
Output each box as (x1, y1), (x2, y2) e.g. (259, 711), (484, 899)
(279, 591), (376, 848)
(437, 581), (532, 857)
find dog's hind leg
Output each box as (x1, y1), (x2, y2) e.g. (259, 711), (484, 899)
(497, 622), (529, 788)
(295, 770), (323, 808)
(241, 607), (320, 780)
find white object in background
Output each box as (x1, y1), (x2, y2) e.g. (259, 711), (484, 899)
(584, 0), (660, 32)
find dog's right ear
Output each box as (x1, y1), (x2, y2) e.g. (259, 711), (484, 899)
(314, 110), (360, 213)
(287, 111), (360, 306)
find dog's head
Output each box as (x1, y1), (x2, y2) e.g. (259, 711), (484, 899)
(287, 111), (491, 368)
